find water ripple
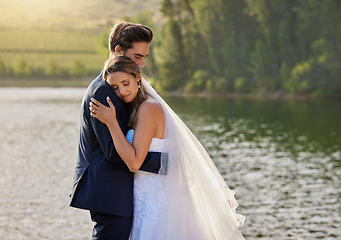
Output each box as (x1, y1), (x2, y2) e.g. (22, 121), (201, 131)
(0, 89), (340, 239)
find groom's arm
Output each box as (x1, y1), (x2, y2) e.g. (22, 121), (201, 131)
(91, 85), (128, 167)
(139, 152), (167, 174)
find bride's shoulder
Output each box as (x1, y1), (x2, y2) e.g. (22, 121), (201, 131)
(140, 97), (163, 113)
(137, 98), (164, 122)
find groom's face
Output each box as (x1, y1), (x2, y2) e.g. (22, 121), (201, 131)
(123, 42), (149, 68)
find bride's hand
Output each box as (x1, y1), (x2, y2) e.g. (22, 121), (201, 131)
(90, 97), (117, 125)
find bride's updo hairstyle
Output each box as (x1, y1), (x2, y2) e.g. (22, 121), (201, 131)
(102, 56), (149, 127)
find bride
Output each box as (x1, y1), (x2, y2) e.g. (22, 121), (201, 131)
(90, 56), (245, 239)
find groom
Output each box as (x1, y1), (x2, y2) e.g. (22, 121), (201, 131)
(70, 21), (163, 239)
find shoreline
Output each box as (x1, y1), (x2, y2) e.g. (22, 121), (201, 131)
(0, 77), (94, 88)
(163, 90), (341, 101)
(1, 78), (340, 101)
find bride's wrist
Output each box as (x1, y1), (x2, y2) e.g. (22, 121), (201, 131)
(107, 119), (118, 128)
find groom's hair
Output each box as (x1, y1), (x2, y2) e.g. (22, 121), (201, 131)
(109, 21), (153, 53)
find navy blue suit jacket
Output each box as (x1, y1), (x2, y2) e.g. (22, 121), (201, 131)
(70, 73), (162, 217)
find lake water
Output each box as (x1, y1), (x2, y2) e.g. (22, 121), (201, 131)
(0, 88), (340, 239)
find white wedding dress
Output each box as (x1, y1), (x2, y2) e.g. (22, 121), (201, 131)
(126, 129), (168, 240)
(126, 78), (245, 240)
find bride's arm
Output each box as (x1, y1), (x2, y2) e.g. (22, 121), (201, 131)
(90, 97), (159, 172)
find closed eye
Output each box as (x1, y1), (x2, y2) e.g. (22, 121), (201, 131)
(134, 54), (147, 59)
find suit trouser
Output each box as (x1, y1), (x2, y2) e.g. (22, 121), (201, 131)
(90, 211), (132, 240)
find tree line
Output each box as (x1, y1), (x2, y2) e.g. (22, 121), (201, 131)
(2, 0), (340, 98)
(0, 55), (91, 79)
(140, 0), (341, 98)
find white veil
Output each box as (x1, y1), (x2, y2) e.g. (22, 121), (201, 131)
(142, 78), (245, 240)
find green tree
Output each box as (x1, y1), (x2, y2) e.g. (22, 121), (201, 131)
(185, 70), (210, 92)
(69, 59), (87, 77)
(0, 56), (6, 76)
(157, 19), (186, 90)
(157, 0), (188, 90)
(13, 55), (31, 77)
(45, 59), (62, 78)
(249, 39), (272, 91)
(155, 0), (341, 97)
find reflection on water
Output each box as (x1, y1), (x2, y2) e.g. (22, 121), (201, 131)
(0, 88), (340, 239)
(165, 96), (341, 239)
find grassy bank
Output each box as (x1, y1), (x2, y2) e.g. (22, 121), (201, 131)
(0, 29), (105, 75)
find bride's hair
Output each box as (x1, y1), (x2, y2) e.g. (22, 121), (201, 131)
(102, 56), (150, 127)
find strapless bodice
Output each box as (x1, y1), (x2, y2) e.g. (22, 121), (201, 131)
(126, 129), (168, 152)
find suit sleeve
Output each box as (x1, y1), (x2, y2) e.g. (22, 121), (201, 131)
(90, 85), (127, 166)
(139, 152), (164, 174)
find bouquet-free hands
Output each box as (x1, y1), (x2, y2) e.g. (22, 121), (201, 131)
(90, 97), (116, 126)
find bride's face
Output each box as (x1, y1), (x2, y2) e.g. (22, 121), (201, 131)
(106, 71), (139, 103)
